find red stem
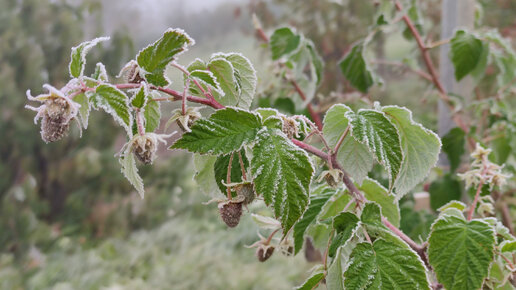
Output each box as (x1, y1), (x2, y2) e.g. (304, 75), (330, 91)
(290, 79), (323, 130)
(467, 180), (485, 221)
(226, 153), (234, 199)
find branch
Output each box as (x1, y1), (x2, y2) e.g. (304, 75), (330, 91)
(371, 59), (433, 82)
(393, 0), (475, 149)
(290, 79), (324, 130)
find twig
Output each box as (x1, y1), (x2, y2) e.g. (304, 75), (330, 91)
(426, 38), (451, 50)
(372, 59), (433, 82)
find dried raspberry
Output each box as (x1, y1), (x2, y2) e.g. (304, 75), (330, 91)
(282, 117), (298, 139)
(132, 137), (156, 165)
(218, 201), (243, 228)
(40, 98), (72, 143)
(256, 246), (275, 262)
(235, 182), (256, 205)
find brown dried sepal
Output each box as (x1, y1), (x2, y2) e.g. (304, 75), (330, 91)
(235, 182), (256, 205)
(281, 117), (299, 139)
(41, 98), (72, 143)
(256, 245), (275, 262)
(132, 137), (156, 165)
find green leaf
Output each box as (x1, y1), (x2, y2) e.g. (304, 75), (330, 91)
(429, 174), (462, 211)
(251, 129), (314, 232)
(306, 40), (324, 85)
(441, 127), (465, 172)
(359, 178), (400, 227)
(295, 270), (325, 290)
(437, 200), (467, 212)
(428, 216), (495, 290)
(188, 69), (223, 96)
(69, 37), (109, 78)
(323, 104), (374, 185)
(193, 154), (220, 197)
(170, 107), (263, 155)
(382, 106), (441, 198)
(213, 151), (248, 194)
(318, 189), (352, 220)
(74, 92), (90, 129)
(91, 84), (132, 136)
(450, 30), (485, 81)
(270, 27), (302, 60)
(120, 150), (144, 198)
(136, 28), (194, 87)
(346, 109), (403, 189)
(360, 202), (386, 233)
(92, 62), (108, 82)
(293, 187), (335, 254)
(143, 94), (160, 133)
(402, 0), (424, 40)
(339, 43), (374, 93)
(326, 246), (345, 290)
(500, 240), (516, 253)
(131, 86), (147, 108)
(208, 53), (257, 110)
(328, 212), (360, 258)
(344, 239), (430, 289)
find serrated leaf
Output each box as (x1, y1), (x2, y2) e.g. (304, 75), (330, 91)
(293, 187), (335, 254)
(339, 43), (374, 93)
(74, 92), (90, 129)
(450, 30), (485, 81)
(193, 154), (220, 197)
(137, 28), (194, 87)
(441, 127), (465, 172)
(295, 270), (325, 290)
(170, 107), (262, 155)
(208, 53), (257, 110)
(500, 240), (516, 253)
(428, 216), (495, 290)
(328, 212), (360, 258)
(213, 150), (248, 194)
(323, 104), (374, 185)
(143, 95), (160, 133)
(270, 27), (302, 60)
(437, 200), (467, 213)
(382, 106), (441, 198)
(344, 239), (430, 289)
(92, 62), (108, 82)
(347, 109), (403, 189)
(251, 129), (314, 232)
(131, 86), (147, 108)
(359, 178), (400, 227)
(69, 37), (109, 78)
(120, 151), (144, 198)
(360, 202), (386, 234)
(188, 69), (223, 96)
(92, 84), (132, 136)
(326, 246), (345, 290)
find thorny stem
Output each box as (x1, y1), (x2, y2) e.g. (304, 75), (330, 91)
(393, 0), (475, 149)
(182, 79), (189, 115)
(372, 59), (433, 82)
(323, 229), (335, 271)
(135, 109), (145, 136)
(467, 180), (485, 221)
(226, 153), (234, 200)
(289, 79), (324, 130)
(237, 151), (247, 181)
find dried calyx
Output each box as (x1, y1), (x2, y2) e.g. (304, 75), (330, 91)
(118, 60), (145, 84)
(165, 107), (202, 132)
(25, 84), (81, 143)
(118, 132), (174, 166)
(318, 169), (343, 188)
(234, 182), (256, 205)
(281, 116), (299, 139)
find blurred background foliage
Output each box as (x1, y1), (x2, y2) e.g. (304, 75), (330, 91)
(1, 0), (516, 289)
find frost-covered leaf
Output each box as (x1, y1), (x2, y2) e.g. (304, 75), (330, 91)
(441, 127), (465, 173)
(270, 27), (302, 60)
(251, 129), (314, 232)
(188, 69), (223, 96)
(344, 239), (430, 289)
(450, 30), (485, 81)
(91, 84), (132, 136)
(137, 28), (194, 87)
(250, 214), (281, 230)
(69, 37), (109, 78)
(323, 104), (373, 185)
(208, 53), (257, 110)
(347, 109), (403, 189)
(143, 94), (160, 133)
(170, 107), (262, 155)
(428, 215), (495, 290)
(213, 150), (248, 194)
(326, 246), (345, 290)
(359, 178), (400, 227)
(74, 92), (90, 129)
(360, 202), (387, 234)
(500, 240), (516, 253)
(120, 151), (144, 198)
(293, 186), (335, 254)
(92, 62), (108, 82)
(328, 212), (360, 258)
(295, 271), (324, 290)
(437, 200), (467, 212)
(193, 154), (220, 197)
(382, 106), (441, 198)
(339, 43), (374, 93)
(131, 85), (147, 109)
